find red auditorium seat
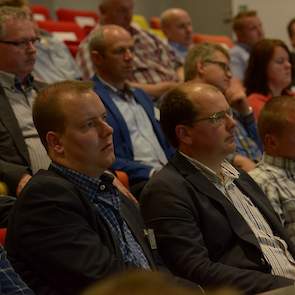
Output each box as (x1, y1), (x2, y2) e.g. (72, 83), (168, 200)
(37, 20), (86, 57)
(0, 228), (6, 245)
(56, 8), (99, 35)
(31, 4), (51, 21)
(192, 33), (234, 49)
(150, 16), (161, 29)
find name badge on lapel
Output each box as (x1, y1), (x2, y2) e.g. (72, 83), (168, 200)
(144, 228), (157, 250)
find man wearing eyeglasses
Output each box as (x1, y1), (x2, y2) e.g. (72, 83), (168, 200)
(141, 82), (295, 294)
(183, 42), (262, 172)
(0, 6), (50, 196)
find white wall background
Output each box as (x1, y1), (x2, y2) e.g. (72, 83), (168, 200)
(232, 0), (295, 47)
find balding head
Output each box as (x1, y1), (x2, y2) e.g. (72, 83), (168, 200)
(161, 8), (192, 47)
(160, 82), (222, 147)
(161, 82), (236, 167)
(99, 0), (133, 30)
(89, 24), (134, 89)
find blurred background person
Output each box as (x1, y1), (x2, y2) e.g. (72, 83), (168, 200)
(160, 8), (193, 64)
(230, 10), (264, 81)
(286, 17), (295, 87)
(245, 38), (292, 120)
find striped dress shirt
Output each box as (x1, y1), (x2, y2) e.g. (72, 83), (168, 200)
(182, 153), (295, 280)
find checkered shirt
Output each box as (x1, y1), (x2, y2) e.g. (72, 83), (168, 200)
(51, 163), (150, 269)
(76, 23), (182, 82)
(250, 154), (295, 245)
(0, 245), (34, 294)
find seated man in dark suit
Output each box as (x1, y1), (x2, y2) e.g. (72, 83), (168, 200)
(89, 25), (174, 189)
(140, 82), (295, 294)
(6, 80), (157, 295)
(0, 6), (48, 196)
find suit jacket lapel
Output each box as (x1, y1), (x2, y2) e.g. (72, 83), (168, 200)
(92, 76), (133, 149)
(170, 152), (262, 250)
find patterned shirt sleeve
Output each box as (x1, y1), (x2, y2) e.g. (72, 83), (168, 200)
(0, 245), (34, 295)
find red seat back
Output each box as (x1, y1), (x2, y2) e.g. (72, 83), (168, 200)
(192, 33), (234, 49)
(31, 4), (51, 21)
(56, 8), (98, 29)
(37, 20), (86, 57)
(0, 228), (6, 246)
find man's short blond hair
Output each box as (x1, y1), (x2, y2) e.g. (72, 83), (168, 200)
(232, 10), (257, 32)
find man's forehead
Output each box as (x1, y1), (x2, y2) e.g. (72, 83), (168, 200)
(104, 29), (133, 47)
(243, 16), (261, 27)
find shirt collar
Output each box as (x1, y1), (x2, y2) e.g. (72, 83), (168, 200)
(263, 153), (295, 173)
(50, 162), (119, 209)
(96, 75), (134, 100)
(180, 151), (239, 185)
(0, 70), (34, 91)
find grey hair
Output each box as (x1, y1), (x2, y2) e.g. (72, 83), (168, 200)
(0, 6), (30, 38)
(184, 42), (229, 81)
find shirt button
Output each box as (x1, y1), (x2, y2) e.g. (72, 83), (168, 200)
(100, 184), (106, 191)
(260, 258), (266, 265)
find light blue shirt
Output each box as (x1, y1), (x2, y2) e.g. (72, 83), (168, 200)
(229, 42), (251, 81)
(100, 79), (167, 173)
(33, 30), (81, 83)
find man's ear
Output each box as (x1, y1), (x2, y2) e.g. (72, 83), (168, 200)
(46, 131), (64, 155)
(90, 50), (103, 67)
(264, 133), (278, 154)
(196, 60), (206, 76)
(175, 125), (193, 145)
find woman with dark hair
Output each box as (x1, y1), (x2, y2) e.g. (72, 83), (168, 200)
(244, 38), (292, 120)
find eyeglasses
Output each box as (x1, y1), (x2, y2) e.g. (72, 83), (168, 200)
(193, 108), (233, 125)
(204, 59), (231, 73)
(0, 37), (40, 49)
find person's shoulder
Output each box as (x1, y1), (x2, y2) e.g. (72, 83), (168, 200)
(22, 169), (76, 195)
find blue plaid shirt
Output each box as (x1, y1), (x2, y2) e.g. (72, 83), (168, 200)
(51, 163), (150, 269)
(0, 246), (34, 294)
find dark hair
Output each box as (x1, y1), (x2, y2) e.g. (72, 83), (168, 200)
(244, 38), (291, 96)
(258, 95), (295, 140)
(33, 80), (94, 150)
(160, 87), (198, 148)
(287, 18), (295, 39)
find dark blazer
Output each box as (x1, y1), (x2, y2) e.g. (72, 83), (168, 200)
(6, 168), (156, 295)
(92, 75), (174, 185)
(0, 81), (46, 195)
(141, 152), (295, 294)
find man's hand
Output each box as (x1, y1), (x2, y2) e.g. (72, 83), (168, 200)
(16, 174), (32, 197)
(112, 176), (138, 205)
(225, 79), (251, 116)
